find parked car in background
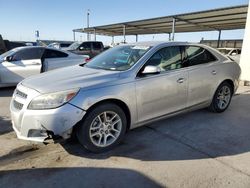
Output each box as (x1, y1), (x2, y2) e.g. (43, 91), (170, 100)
(10, 42), (241, 153)
(217, 48), (241, 63)
(47, 42), (73, 50)
(0, 34), (27, 55)
(0, 46), (88, 87)
(67, 41), (104, 58)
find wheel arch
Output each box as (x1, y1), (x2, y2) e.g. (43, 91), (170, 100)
(80, 98), (132, 131)
(220, 79), (235, 94)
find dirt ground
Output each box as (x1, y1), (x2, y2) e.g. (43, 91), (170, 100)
(1, 86), (250, 188)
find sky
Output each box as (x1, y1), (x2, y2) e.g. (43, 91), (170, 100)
(0, 0), (249, 45)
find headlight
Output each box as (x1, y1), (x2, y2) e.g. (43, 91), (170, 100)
(28, 89), (79, 110)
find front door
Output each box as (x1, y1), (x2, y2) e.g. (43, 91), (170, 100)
(135, 46), (188, 123)
(0, 48), (43, 84)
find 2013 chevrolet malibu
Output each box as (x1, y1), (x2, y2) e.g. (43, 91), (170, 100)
(10, 42), (241, 153)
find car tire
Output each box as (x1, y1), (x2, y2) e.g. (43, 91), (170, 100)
(76, 103), (127, 153)
(209, 82), (233, 113)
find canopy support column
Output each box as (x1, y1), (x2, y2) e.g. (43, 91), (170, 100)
(172, 18), (176, 41)
(73, 31), (75, 41)
(217, 30), (221, 48)
(93, 29), (96, 41)
(168, 33), (171, 41)
(135, 34), (138, 42)
(123, 25), (126, 43)
(112, 36), (114, 44)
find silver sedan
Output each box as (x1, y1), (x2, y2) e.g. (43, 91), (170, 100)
(10, 42), (241, 153)
(0, 46), (88, 87)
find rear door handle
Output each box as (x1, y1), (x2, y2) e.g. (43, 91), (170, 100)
(211, 70), (217, 75)
(177, 78), (185, 83)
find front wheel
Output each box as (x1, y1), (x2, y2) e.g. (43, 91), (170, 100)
(76, 103), (127, 153)
(209, 82), (233, 113)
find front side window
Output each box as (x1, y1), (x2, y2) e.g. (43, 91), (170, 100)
(186, 46), (217, 66)
(145, 46), (182, 71)
(86, 45), (151, 71)
(80, 42), (91, 50)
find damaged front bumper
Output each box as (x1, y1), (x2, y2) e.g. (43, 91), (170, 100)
(10, 84), (85, 143)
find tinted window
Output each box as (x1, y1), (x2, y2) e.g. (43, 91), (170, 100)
(186, 46), (217, 66)
(145, 46), (182, 71)
(43, 49), (68, 58)
(93, 42), (102, 50)
(12, 48), (44, 61)
(80, 42), (91, 50)
(60, 43), (71, 48)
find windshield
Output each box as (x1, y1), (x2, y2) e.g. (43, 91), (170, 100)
(85, 45), (151, 71)
(67, 42), (81, 50)
(0, 49), (16, 63)
(218, 49), (231, 55)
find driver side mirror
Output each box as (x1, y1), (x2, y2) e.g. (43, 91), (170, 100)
(142, 65), (161, 75)
(4, 56), (13, 62)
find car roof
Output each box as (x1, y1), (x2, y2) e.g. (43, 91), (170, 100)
(217, 48), (241, 50)
(123, 41), (212, 48)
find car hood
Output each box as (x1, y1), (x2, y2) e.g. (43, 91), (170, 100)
(21, 65), (121, 94)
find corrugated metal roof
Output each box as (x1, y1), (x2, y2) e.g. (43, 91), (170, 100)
(73, 4), (248, 36)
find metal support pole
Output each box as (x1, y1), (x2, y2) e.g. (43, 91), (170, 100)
(87, 9), (90, 41)
(73, 31), (75, 41)
(217, 30), (221, 48)
(168, 33), (171, 41)
(172, 18), (176, 41)
(135, 34), (138, 42)
(123, 25), (126, 43)
(112, 36), (114, 44)
(94, 29), (96, 41)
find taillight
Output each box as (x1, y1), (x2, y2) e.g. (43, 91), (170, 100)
(85, 58), (91, 63)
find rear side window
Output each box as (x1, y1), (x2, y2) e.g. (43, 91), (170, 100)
(12, 48), (44, 61)
(93, 42), (102, 50)
(186, 46), (217, 66)
(43, 49), (68, 58)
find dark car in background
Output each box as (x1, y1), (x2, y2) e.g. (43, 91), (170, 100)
(67, 41), (104, 58)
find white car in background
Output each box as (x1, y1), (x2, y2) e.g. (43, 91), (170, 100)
(0, 46), (88, 87)
(47, 42), (72, 50)
(217, 48), (241, 63)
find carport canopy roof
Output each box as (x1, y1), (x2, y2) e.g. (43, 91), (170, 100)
(73, 4), (248, 36)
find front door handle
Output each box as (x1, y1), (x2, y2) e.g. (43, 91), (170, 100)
(211, 70), (217, 75)
(177, 78), (185, 83)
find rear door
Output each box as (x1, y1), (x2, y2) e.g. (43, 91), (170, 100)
(185, 46), (219, 107)
(42, 49), (70, 71)
(0, 48), (43, 84)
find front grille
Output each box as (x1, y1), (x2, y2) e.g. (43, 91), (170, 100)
(16, 89), (28, 99)
(13, 100), (24, 110)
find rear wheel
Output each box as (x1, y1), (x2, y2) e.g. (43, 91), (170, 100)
(209, 82), (233, 113)
(76, 103), (127, 153)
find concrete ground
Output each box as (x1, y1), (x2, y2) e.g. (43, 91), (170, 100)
(0, 86), (250, 188)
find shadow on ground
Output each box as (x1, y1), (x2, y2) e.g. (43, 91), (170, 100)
(62, 93), (250, 162)
(0, 87), (15, 97)
(0, 116), (12, 135)
(0, 167), (163, 188)
(0, 87), (15, 135)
